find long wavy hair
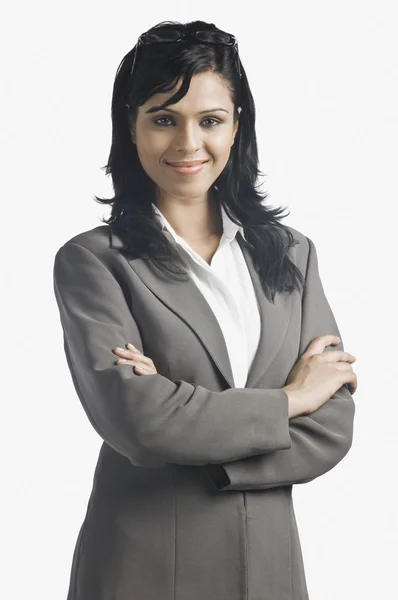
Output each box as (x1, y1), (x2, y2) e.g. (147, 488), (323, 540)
(95, 19), (305, 303)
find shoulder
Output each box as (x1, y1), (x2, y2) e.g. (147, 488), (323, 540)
(53, 224), (124, 280)
(56, 225), (112, 255)
(284, 224), (310, 247)
(283, 224), (312, 270)
(53, 223), (125, 263)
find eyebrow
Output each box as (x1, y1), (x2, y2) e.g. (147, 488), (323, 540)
(145, 106), (229, 115)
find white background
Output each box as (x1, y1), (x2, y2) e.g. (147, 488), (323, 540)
(1, 1), (397, 599)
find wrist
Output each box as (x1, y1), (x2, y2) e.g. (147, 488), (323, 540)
(282, 385), (306, 418)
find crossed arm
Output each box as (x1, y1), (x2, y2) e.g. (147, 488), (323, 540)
(53, 237), (354, 490)
(203, 236), (355, 490)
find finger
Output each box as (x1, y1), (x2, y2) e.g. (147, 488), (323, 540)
(340, 351), (356, 362)
(133, 363), (157, 375)
(113, 347), (134, 356)
(125, 344), (157, 373)
(350, 373), (358, 393)
(334, 362), (354, 373)
(115, 358), (151, 373)
(318, 350), (356, 363)
(113, 347), (154, 367)
(126, 343), (142, 353)
(304, 335), (341, 356)
(133, 363), (150, 373)
(125, 342), (144, 355)
(128, 351), (155, 368)
(115, 357), (135, 366)
(344, 372), (357, 394)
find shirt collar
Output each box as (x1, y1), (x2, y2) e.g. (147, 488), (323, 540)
(151, 202), (247, 245)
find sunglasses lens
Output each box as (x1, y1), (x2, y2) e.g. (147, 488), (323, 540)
(145, 30), (182, 43)
(195, 31), (232, 44)
(144, 29), (232, 45)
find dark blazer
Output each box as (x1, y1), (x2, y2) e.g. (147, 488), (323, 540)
(53, 223), (355, 600)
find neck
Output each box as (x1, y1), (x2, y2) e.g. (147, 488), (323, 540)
(154, 192), (223, 241)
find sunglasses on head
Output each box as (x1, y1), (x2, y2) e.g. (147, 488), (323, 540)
(128, 28), (242, 80)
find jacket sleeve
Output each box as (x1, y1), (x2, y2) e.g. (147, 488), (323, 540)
(53, 241), (293, 468)
(204, 236), (356, 491)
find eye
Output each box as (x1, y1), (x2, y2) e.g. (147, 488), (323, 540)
(153, 116), (221, 128)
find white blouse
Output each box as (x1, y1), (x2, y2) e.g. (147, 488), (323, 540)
(151, 202), (261, 388)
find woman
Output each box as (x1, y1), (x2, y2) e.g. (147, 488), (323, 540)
(53, 19), (357, 600)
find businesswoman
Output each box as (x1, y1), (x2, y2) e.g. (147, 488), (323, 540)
(53, 19), (357, 600)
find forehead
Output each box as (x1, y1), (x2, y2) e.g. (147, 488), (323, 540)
(141, 72), (233, 113)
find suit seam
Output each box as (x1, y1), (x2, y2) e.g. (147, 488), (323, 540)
(243, 492), (249, 600)
(303, 236), (312, 282)
(289, 493), (293, 600)
(172, 465), (177, 600)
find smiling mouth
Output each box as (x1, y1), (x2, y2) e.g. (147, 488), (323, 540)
(165, 160), (209, 175)
(165, 160), (209, 167)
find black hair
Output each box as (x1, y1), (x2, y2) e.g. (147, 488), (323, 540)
(94, 19), (305, 302)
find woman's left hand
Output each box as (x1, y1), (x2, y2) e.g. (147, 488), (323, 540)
(112, 343), (158, 375)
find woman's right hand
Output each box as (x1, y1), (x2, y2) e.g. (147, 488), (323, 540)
(282, 334), (357, 418)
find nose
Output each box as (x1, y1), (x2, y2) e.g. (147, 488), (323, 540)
(171, 122), (202, 154)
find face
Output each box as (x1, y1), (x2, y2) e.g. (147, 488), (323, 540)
(131, 71), (242, 206)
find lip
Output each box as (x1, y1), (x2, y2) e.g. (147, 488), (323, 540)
(165, 160), (209, 176)
(166, 160), (208, 167)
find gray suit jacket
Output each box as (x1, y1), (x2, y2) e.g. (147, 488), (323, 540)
(53, 223), (355, 600)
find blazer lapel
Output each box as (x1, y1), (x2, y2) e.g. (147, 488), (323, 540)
(109, 226), (292, 390)
(235, 233), (292, 389)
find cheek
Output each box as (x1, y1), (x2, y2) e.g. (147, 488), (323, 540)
(137, 134), (163, 160)
(136, 143), (166, 180)
(209, 133), (235, 155)
(209, 136), (235, 165)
